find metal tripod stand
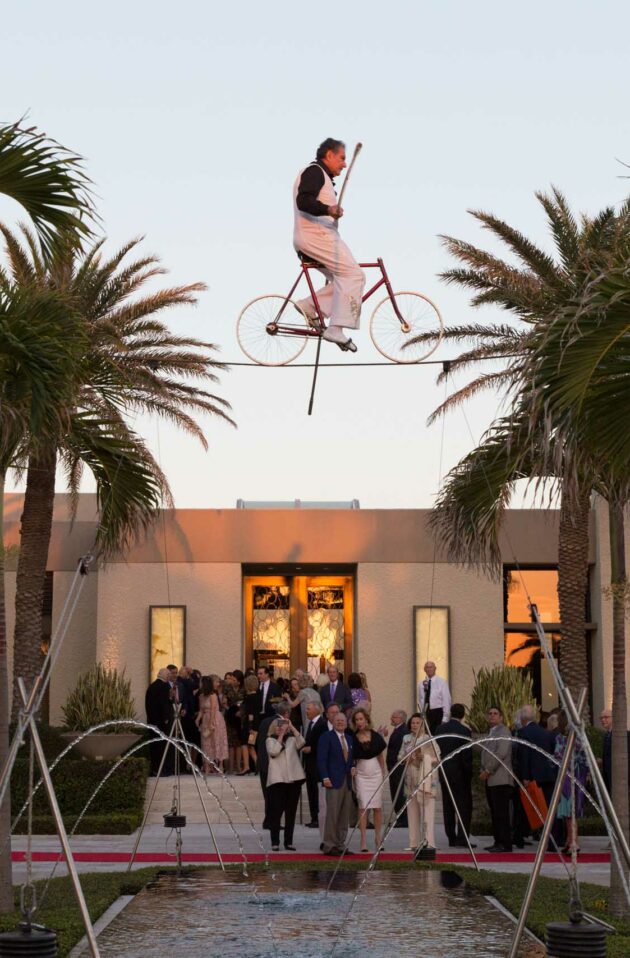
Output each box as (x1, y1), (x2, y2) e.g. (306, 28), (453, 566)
(128, 704), (225, 872)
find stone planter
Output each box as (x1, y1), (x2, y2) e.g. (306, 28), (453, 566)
(61, 731), (141, 761)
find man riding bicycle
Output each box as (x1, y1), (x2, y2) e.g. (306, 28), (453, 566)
(293, 137), (365, 353)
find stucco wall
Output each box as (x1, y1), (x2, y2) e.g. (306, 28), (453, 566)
(49, 572), (98, 724)
(356, 563), (504, 728)
(95, 562), (242, 719)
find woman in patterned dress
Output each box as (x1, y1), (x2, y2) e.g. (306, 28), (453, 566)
(196, 674), (229, 773)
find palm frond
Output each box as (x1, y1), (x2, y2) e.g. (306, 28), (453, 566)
(0, 121), (96, 255)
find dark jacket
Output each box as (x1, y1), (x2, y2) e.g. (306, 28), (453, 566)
(175, 676), (195, 716)
(602, 729), (630, 792)
(515, 722), (556, 784)
(319, 680), (353, 711)
(317, 729), (354, 788)
(145, 679), (173, 730)
(253, 681), (283, 728)
(435, 718), (472, 778)
(386, 722), (408, 771)
(255, 715), (276, 780)
(303, 715), (328, 778)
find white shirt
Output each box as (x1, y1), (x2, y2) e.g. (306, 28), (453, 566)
(260, 679), (270, 713)
(417, 674), (451, 720)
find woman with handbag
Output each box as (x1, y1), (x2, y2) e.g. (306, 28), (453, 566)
(239, 673), (260, 774)
(399, 712), (440, 850)
(265, 716), (305, 851)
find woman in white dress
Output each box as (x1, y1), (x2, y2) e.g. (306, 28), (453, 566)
(351, 707), (387, 853)
(399, 712), (440, 850)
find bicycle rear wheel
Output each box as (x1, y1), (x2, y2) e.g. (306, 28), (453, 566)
(237, 295), (310, 366)
(370, 291), (443, 363)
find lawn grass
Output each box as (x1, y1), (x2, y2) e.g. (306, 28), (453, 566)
(0, 868), (159, 956)
(2, 860), (628, 956)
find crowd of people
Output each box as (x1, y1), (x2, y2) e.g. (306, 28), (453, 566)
(145, 660), (622, 857)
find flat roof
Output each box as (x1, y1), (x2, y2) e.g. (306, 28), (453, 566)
(2, 496), (587, 570)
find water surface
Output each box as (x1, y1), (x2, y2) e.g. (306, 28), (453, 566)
(81, 869), (534, 957)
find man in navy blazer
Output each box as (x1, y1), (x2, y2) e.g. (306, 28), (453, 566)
(515, 704), (557, 801)
(317, 712), (354, 855)
(319, 665), (353, 711)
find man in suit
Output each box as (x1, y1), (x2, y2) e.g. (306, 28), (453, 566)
(515, 704), (557, 803)
(385, 710), (408, 828)
(317, 712), (355, 855)
(319, 665), (353, 711)
(436, 703), (474, 847)
(256, 701), (290, 829)
(480, 705), (513, 852)
(254, 666), (282, 730)
(600, 708), (630, 793)
(301, 700), (328, 828)
(145, 668), (175, 776)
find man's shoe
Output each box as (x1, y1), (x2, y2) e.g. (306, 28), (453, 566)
(305, 821), (319, 828)
(337, 338), (357, 353)
(484, 844), (503, 852)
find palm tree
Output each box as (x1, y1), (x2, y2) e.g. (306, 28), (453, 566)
(2, 228), (233, 719)
(0, 121), (94, 255)
(523, 256), (630, 917)
(0, 285), (87, 911)
(409, 190), (629, 706)
(0, 119), (94, 913)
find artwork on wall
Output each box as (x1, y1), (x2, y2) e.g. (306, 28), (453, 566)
(150, 605), (186, 678)
(413, 606), (450, 705)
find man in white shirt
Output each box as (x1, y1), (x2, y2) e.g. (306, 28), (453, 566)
(417, 661), (451, 735)
(293, 138), (365, 353)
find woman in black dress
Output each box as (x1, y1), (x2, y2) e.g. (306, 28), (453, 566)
(239, 673), (259, 774)
(351, 707), (387, 853)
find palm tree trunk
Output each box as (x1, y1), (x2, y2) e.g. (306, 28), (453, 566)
(0, 472), (14, 912)
(557, 485), (591, 718)
(10, 444), (56, 723)
(608, 498), (629, 918)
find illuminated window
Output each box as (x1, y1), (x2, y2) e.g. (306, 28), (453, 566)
(505, 631), (561, 710)
(504, 568), (560, 623)
(150, 606), (186, 679)
(414, 607), (450, 702)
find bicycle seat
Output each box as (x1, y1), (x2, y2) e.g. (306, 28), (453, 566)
(297, 250), (326, 270)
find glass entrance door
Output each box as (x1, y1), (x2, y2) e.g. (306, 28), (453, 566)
(243, 574), (353, 680)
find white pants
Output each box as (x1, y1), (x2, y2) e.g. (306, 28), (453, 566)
(295, 232), (365, 330)
(407, 789), (436, 847)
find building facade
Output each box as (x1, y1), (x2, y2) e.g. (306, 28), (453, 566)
(3, 494), (625, 728)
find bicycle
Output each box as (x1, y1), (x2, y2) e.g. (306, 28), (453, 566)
(237, 253), (444, 366)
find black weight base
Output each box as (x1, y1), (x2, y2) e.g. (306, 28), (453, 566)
(0, 927), (58, 957)
(545, 920), (607, 957)
(163, 813), (186, 829)
(413, 845), (437, 861)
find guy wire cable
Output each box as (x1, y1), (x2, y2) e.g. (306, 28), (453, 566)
(424, 361), (450, 678)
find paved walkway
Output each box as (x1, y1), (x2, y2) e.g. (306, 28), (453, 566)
(11, 827), (612, 886)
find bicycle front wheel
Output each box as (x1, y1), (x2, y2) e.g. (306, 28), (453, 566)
(370, 291), (443, 364)
(237, 295), (309, 366)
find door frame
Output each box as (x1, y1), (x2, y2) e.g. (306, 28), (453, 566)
(243, 572), (354, 676)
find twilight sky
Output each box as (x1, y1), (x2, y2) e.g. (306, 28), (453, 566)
(2, 0), (628, 509)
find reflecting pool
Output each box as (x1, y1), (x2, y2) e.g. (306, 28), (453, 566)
(77, 869), (538, 957)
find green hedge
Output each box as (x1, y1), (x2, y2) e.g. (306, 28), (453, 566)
(12, 811), (142, 835)
(9, 730), (148, 833)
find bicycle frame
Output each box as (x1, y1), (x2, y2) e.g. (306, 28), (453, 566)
(266, 258), (408, 338)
